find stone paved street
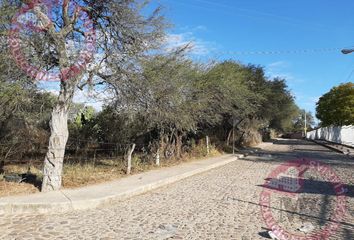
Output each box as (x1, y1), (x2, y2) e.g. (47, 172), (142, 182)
(0, 139), (353, 240)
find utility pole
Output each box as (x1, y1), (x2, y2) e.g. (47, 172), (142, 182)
(304, 111), (307, 137)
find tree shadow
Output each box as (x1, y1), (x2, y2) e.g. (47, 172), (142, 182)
(343, 228), (354, 239)
(226, 197), (354, 229)
(273, 139), (314, 146)
(3, 172), (42, 191)
(239, 139), (354, 169)
(293, 148), (332, 153)
(21, 173), (42, 191)
(0, 160), (4, 174)
(259, 177), (353, 198)
(258, 231), (272, 239)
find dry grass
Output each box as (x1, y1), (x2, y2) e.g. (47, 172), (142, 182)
(62, 160), (126, 188)
(0, 164), (42, 197)
(0, 158), (156, 196)
(0, 181), (39, 197)
(0, 144), (223, 197)
(0, 175), (39, 197)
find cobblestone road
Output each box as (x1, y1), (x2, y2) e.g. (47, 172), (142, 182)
(1, 139), (353, 240)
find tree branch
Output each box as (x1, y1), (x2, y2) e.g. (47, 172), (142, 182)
(62, 0), (70, 26)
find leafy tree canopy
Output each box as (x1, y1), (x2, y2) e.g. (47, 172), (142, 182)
(316, 82), (354, 126)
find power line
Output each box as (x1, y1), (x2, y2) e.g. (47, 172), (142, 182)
(209, 47), (344, 56)
(166, 0), (340, 32)
(345, 68), (354, 82)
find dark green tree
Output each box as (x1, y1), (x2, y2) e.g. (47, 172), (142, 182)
(316, 82), (354, 126)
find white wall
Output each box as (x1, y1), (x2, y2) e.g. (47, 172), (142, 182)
(306, 125), (354, 147)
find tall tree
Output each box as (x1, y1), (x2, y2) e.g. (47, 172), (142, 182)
(1, 0), (167, 191)
(197, 61), (258, 126)
(264, 78), (299, 132)
(111, 54), (203, 158)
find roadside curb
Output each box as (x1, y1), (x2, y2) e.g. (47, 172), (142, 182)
(309, 139), (344, 154)
(0, 154), (243, 215)
(309, 139), (354, 156)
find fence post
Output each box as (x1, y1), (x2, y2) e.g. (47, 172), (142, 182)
(206, 136), (210, 155)
(155, 148), (160, 166)
(127, 144), (136, 175)
(93, 149), (97, 167)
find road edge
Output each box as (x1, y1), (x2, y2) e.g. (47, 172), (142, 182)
(0, 154), (243, 215)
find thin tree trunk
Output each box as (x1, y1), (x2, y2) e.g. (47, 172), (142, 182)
(226, 129), (232, 146)
(206, 136), (210, 155)
(175, 133), (182, 159)
(126, 143), (136, 175)
(155, 130), (162, 166)
(232, 127), (235, 154)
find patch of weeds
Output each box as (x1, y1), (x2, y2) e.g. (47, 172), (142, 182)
(62, 160), (126, 188)
(131, 155), (153, 172)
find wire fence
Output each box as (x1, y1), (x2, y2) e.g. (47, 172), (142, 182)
(0, 139), (151, 165)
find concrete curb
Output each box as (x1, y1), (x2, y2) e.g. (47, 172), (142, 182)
(0, 154), (243, 215)
(309, 139), (354, 156)
(309, 139), (344, 154)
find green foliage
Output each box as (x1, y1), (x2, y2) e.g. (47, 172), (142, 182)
(195, 61), (299, 144)
(0, 82), (56, 160)
(316, 82), (354, 126)
(72, 106), (96, 128)
(292, 110), (316, 132)
(0, 0), (302, 163)
(264, 78), (299, 132)
(93, 106), (145, 144)
(137, 55), (202, 133)
(197, 61), (259, 126)
(68, 106), (100, 143)
(100, 58), (300, 150)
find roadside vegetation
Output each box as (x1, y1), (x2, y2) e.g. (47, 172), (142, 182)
(0, 0), (313, 196)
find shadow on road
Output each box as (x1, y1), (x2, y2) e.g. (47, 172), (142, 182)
(258, 177), (353, 198)
(240, 139), (354, 169)
(242, 138), (354, 239)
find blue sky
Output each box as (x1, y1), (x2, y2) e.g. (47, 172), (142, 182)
(155, 0), (354, 120)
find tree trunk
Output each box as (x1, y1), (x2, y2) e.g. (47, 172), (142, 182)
(155, 130), (162, 166)
(226, 129), (232, 146)
(41, 103), (69, 192)
(206, 136), (210, 155)
(126, 143), (136, 175)
(41, 80), (76, 192)
(175, 133), (182, 159)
